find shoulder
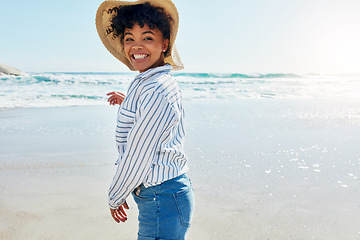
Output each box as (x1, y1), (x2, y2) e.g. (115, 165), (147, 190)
(138, 74), (182, 113)
(140, 71), (177, 97)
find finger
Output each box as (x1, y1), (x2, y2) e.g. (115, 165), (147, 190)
(108, 97), (116, 104)
(110, 209), (121, 223)
(124, 201), (129, 209)
(118, 206), (127, 217)
(116, 210), (127, 221)
(112, 209), (127, 223)
(116, 210), (127, 222)
(107, 91), (115, 96)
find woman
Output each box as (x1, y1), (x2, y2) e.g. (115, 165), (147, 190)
(95, 1), (194, 239)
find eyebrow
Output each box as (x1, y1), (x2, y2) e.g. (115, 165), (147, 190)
(124, 30), (155, 37)
(142, 31), (155, 35)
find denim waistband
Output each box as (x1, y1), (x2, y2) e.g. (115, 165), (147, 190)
(138, 173), (189, 190)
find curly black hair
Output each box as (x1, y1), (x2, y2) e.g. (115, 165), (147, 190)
(106, 2), (173, 57)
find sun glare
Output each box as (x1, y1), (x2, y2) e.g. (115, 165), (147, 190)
(317, 23), (360, 74)
(302, 2), (360, 74)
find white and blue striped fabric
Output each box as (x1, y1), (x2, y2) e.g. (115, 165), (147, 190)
(108, 65), (189, 209)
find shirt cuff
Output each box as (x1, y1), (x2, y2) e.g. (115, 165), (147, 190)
(109, 199), (125, 209)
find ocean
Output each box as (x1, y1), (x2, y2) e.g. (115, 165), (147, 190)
(1, 72), (359, 108)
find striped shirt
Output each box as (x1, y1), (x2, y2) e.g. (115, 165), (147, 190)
(108, 65), (188, 209)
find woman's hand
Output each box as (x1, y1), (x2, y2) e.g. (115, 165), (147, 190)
(110, 201), (129, 223)
(107, 91), (125, 105)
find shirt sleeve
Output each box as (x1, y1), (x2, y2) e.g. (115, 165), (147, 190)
(108, 91), (177, 209)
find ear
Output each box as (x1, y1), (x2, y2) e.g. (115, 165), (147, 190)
(163, 39), (170, 52)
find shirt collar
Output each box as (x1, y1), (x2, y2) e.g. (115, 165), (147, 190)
(136, 64), (173, 81)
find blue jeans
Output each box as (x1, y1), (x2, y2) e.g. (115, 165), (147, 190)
(131, 173), (195, 240)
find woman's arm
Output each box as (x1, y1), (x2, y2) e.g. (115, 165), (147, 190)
(108, 91), (176, 209)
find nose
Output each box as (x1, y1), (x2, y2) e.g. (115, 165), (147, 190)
(132, 44), (143, 50)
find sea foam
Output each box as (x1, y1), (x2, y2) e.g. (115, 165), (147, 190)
(1, 72), (359, 108)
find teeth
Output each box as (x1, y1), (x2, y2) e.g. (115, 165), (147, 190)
(133, 54), (148, 59)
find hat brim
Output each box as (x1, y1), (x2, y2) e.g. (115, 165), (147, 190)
(95, 0), (184, 71)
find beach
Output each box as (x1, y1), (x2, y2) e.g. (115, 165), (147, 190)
(1, 98), (360, 239)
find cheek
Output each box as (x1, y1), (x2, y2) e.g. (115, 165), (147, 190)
(123, 45), (131, 59)
(152, 43), (165, 55)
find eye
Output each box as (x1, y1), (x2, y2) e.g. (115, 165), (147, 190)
(144, 37), (153, 41)
(124, 37), (134, 42)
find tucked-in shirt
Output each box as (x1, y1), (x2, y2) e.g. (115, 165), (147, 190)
(108, 65), (188, 209)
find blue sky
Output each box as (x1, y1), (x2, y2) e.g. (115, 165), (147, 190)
(1, 0), (360, 73)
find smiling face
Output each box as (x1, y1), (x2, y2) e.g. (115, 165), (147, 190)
(123, 24), (169, 73)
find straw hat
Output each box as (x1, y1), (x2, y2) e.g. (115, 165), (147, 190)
(95, 0), (184, 71)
